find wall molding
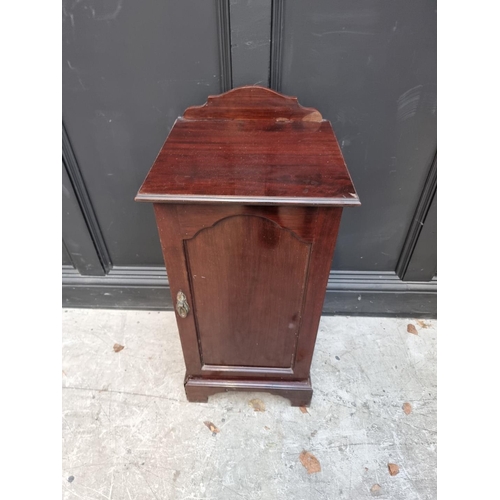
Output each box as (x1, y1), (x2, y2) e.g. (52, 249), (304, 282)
(396, 153), (437, 280)
(62, 123), (112, 273)
(269, 0), (284, 91)
(324, 270), (436, 316)
(216, 0), (233, 92)
(62, 162), (106, 276)
(63, 266), (436, 317)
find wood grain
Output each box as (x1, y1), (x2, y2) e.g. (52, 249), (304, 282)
(136, 86), (359, 207)
(185, 214), (311, 368)
(183, 86), (322, 121)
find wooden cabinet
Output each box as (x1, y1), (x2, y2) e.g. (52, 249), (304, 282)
(136, 86), (359, 406)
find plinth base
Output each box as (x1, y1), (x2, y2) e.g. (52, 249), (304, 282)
(184, 377), (313, 407)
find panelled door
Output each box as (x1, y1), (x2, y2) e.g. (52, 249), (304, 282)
(153, 204), (342, 379)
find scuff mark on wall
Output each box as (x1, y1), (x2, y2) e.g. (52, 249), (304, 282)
(397, 85), (422, 122)
(67, 60), (87, 90)
(94, 0), (123, 22)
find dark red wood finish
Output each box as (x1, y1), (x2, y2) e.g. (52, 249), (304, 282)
(153, 203), (341, 405)
(137, 86), (359, 406)
(136, 87), (359, 207)
(186, 215), (311, 368)
(182, 86), (322, 121)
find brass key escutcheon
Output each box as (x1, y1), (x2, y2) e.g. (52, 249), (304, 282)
(176, 291), (190, 318)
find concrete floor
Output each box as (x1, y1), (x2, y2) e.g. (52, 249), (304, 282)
(62, 310), (437, 500)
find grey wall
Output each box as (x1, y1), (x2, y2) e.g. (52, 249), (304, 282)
(279, 0), (436, 272)
(63, 0), (222, 266)
(63, 0), (436, 316)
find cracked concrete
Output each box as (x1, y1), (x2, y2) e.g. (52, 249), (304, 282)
(62, 310), (436, 499)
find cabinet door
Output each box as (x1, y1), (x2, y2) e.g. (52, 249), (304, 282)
(154, 204), (342, 380)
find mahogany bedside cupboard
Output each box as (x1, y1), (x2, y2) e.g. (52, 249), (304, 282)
(135, 86), (360, 406)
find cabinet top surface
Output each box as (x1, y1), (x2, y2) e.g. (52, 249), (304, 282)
(136, 86), (360, 207)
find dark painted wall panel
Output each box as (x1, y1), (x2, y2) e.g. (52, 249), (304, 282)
(62, 162), (105, 275)
(404, 192), (436, 281)
(230, 0), (271, 87)
(62, 0), (222, 266)
(62, 241), (73, 267)
(280, 0), (436, 271)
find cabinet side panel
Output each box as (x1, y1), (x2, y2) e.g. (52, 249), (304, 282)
(185, 215), (311, 368)
(293, 207), (343, 379)
(153, 204), (203, 375)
